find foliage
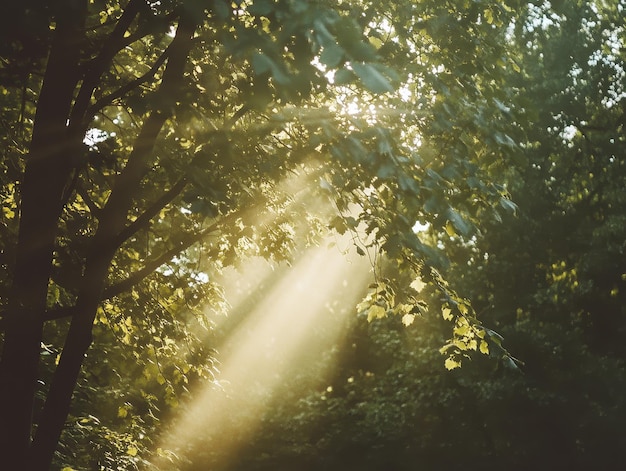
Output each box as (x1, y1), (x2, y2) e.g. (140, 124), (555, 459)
(0, 0), (525, 468)
(172, 1), (626, 471)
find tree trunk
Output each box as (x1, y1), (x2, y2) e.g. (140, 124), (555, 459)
(0, 1), (86, 467)
(28, 12), (197, 469)
(30, 245), (117, 470)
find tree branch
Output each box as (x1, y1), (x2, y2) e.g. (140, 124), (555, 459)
(112, 176), (188, 247)
(76, 181), (102, 216)
(70, 0), (146, 130)
(87, 47), (170, 117)
(103, 219), (223, 299)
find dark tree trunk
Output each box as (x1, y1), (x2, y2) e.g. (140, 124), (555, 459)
(30, 245), (116, 470)
(0, 1), (86, 467)
(28, 11), (197, 469)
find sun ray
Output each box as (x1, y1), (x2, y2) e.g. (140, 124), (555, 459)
(153, 231), (372, 468)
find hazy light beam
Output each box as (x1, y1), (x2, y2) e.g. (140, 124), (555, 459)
(154, 238), (372, 468)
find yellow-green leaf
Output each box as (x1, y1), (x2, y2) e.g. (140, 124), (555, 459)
(410, 277), (425, 293)
(457, 302), (469, 315)
(454, 324), (471, 337)
(445, 221), (456, 237)
(367, 304), (387, 322)
(444, 357), (461, 370)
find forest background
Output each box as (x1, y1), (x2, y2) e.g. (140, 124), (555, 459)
(0, 0), (625, 469)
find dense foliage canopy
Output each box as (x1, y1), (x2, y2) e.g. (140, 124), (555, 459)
(180, 2), (626, 471)
(0, 0), (624, 469)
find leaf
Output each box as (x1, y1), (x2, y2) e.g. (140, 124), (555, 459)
(442, 307), (454, 321)
(445, 221), (456, 237)
(446, 208), (472, 237)
(479, 341), (490, 355)
(444, 357), (462, 370)
(499, 197), (518, 214)
(251, 52), (273, 75)
(494, 132), (517, 147)
(313, 19), (336, 48)
(248, 0), (274, 16)
(398, 174), (420, 193)
(2, 206), (15, 219)
(320, 44), (344, 68)
(251, 52), (290, 85)
(504, 356), (519, 370)
(401, 313), (416, 326)
(333, 68), (355, 85)
(410, 277), (425, 293)
(366, 304), (387, 322)
(126, 446), (138, 456)
(351, 62), (394, 94)
(453, 323), (471, 337)
(494, 98), (511, 114)
(330, 215), (347, 234)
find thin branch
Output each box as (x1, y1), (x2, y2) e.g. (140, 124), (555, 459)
(226, 105), (250, 129)
(76, 182), (102, 216)
(112, 176), (188, 247)
(103, 221), (222, 299)
(103, 202), (248, 300)
(87, 47), (170, 116)
(70, 0), (146, 128)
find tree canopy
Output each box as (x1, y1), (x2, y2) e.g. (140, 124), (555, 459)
(1, 0), (624, 469)
(164, 2), (626, 470)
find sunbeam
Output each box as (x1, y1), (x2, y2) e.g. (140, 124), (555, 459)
(154, 234), (373, 468)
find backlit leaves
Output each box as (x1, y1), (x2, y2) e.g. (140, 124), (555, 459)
(351, 62), (395, 94)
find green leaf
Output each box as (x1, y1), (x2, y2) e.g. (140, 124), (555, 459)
(251, 53), (290, 85)
(320, 44), (344, 68)
(398, 174), (420, 193)
(333, 68), (355, 85)
(446, 208), (472, 237)
(494, 132), (517, 147)
(313, 19), (336, 48)
(493, 98), (511, 115)
(251, 52), (273, 75)
(351, 62), (394, 94)
(248, 0), (274, 16)
(499, 197), (518, 214)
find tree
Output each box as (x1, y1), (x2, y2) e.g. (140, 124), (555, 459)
(167, 1), (626, 470)
(0, 0), (519, 468)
